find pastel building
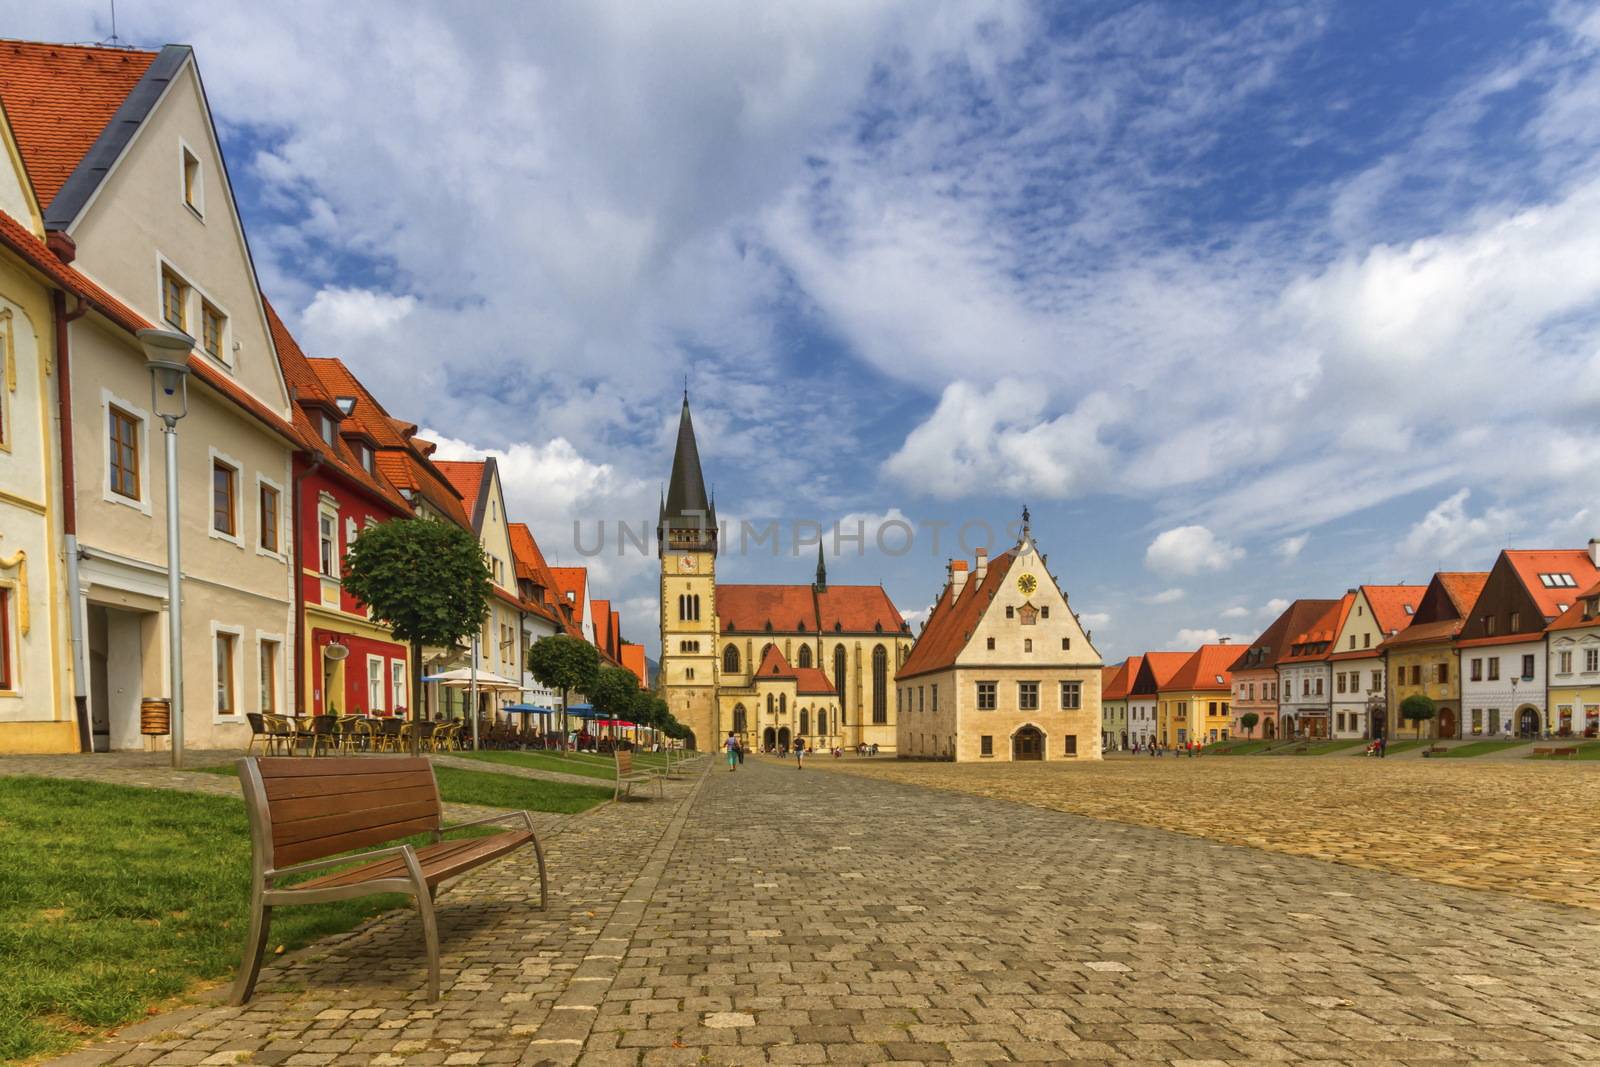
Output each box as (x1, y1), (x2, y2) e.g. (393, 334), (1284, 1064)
(1327, 585), (1423, 739)
(1378, 572), (1488, 740)
(1156, 644), (1235, 745)
(1546, 579), (1600, 738)
(1276, 595), (1353, 740)
(1229, 599), (1336, 741)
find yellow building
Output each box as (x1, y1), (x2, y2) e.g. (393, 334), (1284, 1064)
(1377, 571), (1486, 740)
(895, 512), (1102, 762)
(657, 395), (913, 751)
(1155, 644), (1236, 746)
(1546, 581), (1600, 738)
(0, 104), (75, 752)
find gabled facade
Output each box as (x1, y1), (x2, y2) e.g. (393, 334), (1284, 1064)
(744, 644), (840, 751)
(1157, 644), (1235, 745)
(1377, 571), (1488, 740)
(1545, 578), (1600, 738)
(1101, 656), (1137, 751)
(508, 521), (568, 711)
(1, 40), (302, 751)
(1276, 594), (1353, 740)
(1127, 651), (1187, 749)
(896, 514), (1102, 762)
(1456, 546), (1600, 738)
(280, 315), (413, 717)
(436, 458), (526, 718)
(1328, 584), (1423, 739)
(1229, 599), (1337, 742)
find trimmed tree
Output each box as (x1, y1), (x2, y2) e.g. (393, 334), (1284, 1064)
(1240, 712), (1259, 739)
(1400, 693), (1437, 741)
(342, 518), (492, 756)
(527, 634), (600, 739)
(589, 666), (640, 744)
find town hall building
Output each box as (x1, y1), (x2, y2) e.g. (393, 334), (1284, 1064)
(656, 394), (913, 752)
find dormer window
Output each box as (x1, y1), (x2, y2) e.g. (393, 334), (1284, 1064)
(358, 443), (373, 473)
(336, 397), (356, 416)
(319, 413), (336, 447)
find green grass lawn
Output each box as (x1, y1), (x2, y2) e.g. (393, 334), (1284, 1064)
(1526, 740), (1600, 760)
(1379, 739), (1429, 755)
(201, 761), (613, 813)
(1204, 740), (1272, 755)
(0, 778), (433, 1063)
(1278, 739), (1366, 756)
(1436, 739), (1528, 758)
(456, 749), (616, 780)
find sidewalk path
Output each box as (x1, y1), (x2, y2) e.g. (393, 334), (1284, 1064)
(33, 755), (1600, 1065)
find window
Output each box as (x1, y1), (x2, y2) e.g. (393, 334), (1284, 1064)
(181, 144), (202, 211)
(0, 587), (12, 691)
(986, 637), (995, 650)
(1486, 658), (1498, 681)
(1024, 638), (1033, 653)
(1005, 606), (1014, 619)
(931, 685), (938, 712)
(1560, 650), (1573, 673)
(977, 681), (996, 710)
(108, 407), (141, 499)
(1363, 633), (1371, 649)
(201, 302), (225, 360)
(1061, 637), (1070, 651)
(1484, 615), (1496, 636)
(685, 667), (695, 680)
(212, 461), (237, 537)
(1510, 611), (1521, 632)
(391, 660), (405, 710)
(1060, 681), (1081, 709)
(871, 645), (888, 723)
(1314, 677), (1323, 696)
(1470, 658), (1482, 682)
(1064, 734), (1077, 755)
(258, 640), (278, 713)
(980, 735), (993, 757)
(367, 655), (386, 711)
(1337, 673), (1347, 694)
(1349, 635), (1356, 650)
(319, 509), (338, 576)
(161, 268), (188, 330)
(1489, 708), (1501, 734)
(1018, 681), (1039, 710)
(215, 631), (236, 715)
(319, 412), (336, 447)
(1587, 648), (1599, 673)
(259, 483), (280, 553)
(834, 646), (848, 723)
(723, 645), (740, 673)
(798, 645), (812, 668)
(1372, 670), (1383, 692)
(1521, 654), (1535, 680)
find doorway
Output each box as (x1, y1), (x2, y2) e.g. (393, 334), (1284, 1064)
(1436, 706), (1456, 739)
(777, 726), (791, 749)
(763, 726), (776, 750)
(1517, 706), (1540, 738)
(1013, 725), (1043, 761)
(87, 604), (150, 751)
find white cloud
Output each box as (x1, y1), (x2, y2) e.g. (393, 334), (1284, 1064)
(1220, 606), (1251, 619)
(1399, 489), (1518, 565)
(1275, 532), (1309, 560)
(1262, 597), (1291, 616)
(1079, 611), (1111, 628)
(1174, 628), (1250, 647)
(1145, 525), (1244, 576)
(1145, 587), (1185, 605)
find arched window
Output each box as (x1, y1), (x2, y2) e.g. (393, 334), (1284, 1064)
(780, 693), (787, 717)
(817, 710), (827, 735)
(732, 704), (747, 732)
(834, 646), (848, 724)
(677, 594), (685, 621)
(798, 645), (812, 668)
(691, 594), (701, 621)
(723, 644), (740, 673)
(872, 645), (888, 723)
(766, 693), (774, 716)
(800, 708), (809, 735)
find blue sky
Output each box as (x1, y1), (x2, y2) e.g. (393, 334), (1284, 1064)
(12, 1), (1600, 661)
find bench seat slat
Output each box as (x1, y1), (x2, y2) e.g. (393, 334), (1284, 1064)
(269, 785), (439, 827)
(294, 830), (534, 890)
(272, 797), (441, 848)
(257, 756), (432, 779)
(263, 770), (437, 801)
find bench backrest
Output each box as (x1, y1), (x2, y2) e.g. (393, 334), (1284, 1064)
(616, 749), (633, 777)
(238, 756), (443, 870)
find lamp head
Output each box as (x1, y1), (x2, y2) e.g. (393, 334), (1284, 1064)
(138, 328), (193, 422)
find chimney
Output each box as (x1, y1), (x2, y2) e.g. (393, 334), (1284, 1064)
(949, 558), (969, 598)
(974, 547), (988, 582)
(46, 231), (76, 264)
(1590, 538), (1599, 567)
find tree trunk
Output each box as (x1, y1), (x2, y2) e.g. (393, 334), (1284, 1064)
(411, 639), (424, 757)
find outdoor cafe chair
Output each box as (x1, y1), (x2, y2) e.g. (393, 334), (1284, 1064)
(378, 717), (404, 752)
(305, 714), (339, 757)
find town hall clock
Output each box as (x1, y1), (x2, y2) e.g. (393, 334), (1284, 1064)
(1015, 572), (1038, 596)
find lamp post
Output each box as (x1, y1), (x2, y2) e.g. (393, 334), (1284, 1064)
(140, 328), (192, 769)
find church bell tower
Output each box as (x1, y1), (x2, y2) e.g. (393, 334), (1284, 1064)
(658, 391), (719, 749)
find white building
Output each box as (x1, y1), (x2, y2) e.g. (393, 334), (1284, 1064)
(1275, 594), (1349, 740)
(1328, 585), (1424, 739)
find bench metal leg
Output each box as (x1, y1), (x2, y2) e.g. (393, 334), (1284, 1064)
(531, 833), (549, 911)
(230, 896), (273, 1005)
(404, 851), (442, 1001)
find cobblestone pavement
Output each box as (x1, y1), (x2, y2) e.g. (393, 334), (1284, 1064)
(36, 755), (1600, 1065)
(822, 756), (1600, 914)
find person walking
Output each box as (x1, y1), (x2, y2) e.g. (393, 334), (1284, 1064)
(736, 737), (746, 765)
(794, 737), (806, 769)
(725, 730), (739, 772)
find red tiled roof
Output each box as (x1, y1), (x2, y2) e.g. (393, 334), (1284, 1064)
(507, 522), (566, 628)
(1439, 572), (1490, 616)
(1102, 655), (1142, 702)
(0, 40), (156, 208)
(751, 644), (835, 695)
(816, 586), (905, 633)
(1547, 578), (1600, 633)
(1229, 599), (1340, 674)
(0, 209), (299, 448)
(1163, 644), (1236, 692)
(434, 460), (486, 516)
(718, 585), (815, 632)
(591, 599), (614, 657)
(620, 643), (647, 687)
(898, 551), (1017, 679)
(550, 567), (588, 619)
(1363, 584), (1427, 637)
(1128, 651), (1191, 696)
(1279, 593), (1356, 664)
(1503, 549), (1600, 621)
(1379, 617), (1465, 650)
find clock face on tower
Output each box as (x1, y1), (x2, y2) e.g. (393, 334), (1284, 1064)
(1016, 573), (1038, 596)
(681, 556), (697, 572)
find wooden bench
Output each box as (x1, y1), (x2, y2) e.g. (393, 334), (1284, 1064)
(614, 749), (663, 802)
(1533, 745), (1580, 758)
(231, 756), (547, 1004)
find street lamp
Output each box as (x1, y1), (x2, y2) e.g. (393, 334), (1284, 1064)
(140, 327), (192, 769)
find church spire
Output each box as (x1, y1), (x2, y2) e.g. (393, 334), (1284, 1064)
(813, 541), (827, 592)
(658, 390), (717, 555)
